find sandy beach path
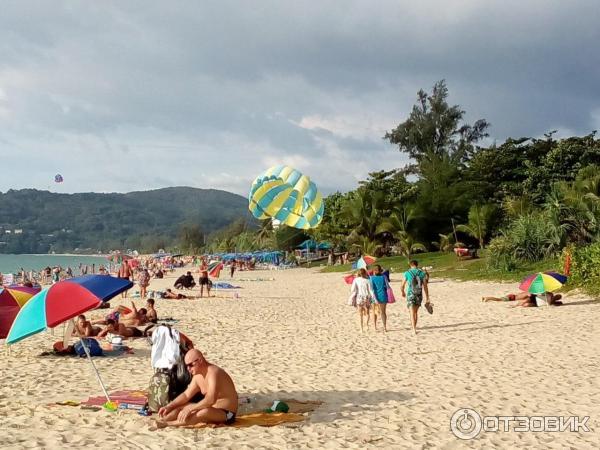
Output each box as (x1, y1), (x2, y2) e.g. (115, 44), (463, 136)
(0, 267), (598, 448)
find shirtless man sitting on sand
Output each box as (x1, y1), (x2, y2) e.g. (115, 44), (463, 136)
(73, 314), (101, 337)
(145, 298), (158, 323)
(155, 349), (238, 427)
(97, 319), (144, 338)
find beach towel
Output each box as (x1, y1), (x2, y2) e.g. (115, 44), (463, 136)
(82, 390), (148, 407)
(180, 399), (322, 429)
(213, 282), (241, 289)
(237, 278), (275, 282)
(182, 412), (306, 429)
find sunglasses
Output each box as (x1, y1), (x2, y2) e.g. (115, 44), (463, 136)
(186, 358), (201, 369)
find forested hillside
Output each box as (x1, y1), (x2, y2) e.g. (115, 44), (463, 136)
(0, 187), (251, 253)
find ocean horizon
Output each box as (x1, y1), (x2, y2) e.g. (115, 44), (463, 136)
(0, 254), (108, 275)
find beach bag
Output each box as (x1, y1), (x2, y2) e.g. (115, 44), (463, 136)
(148, 370), (172, 411)
(386, 281), (396, 304)
(347, 292), (357, 307)
(148, 325), (193, 411)
(74, 338), (103, 357)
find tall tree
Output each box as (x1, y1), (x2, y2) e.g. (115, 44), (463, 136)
(384, 80), (490, 175)
(384, 81), (490, 243)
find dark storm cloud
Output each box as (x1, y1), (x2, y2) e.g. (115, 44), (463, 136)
(0, 0), (598, 194)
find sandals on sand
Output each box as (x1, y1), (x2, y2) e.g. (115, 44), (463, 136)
(425, 303), (434, 315)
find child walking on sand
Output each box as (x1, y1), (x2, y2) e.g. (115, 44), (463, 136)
(349, 268), (375, 332)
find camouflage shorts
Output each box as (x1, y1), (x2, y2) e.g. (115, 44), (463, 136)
(148, 371), (171, 412)
(407, 293), (423, 307)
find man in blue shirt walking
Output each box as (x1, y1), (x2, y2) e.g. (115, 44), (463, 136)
(401, 259), (431, 335)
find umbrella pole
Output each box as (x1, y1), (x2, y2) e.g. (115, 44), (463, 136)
(79, 338), (111, 403)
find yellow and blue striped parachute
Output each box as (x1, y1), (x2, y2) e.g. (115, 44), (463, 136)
(248, 165), (324, 229)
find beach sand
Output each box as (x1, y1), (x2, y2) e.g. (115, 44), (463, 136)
(0, 267), (599, 449)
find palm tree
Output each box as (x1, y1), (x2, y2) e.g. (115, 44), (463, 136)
(350, 235), (382, 256)
(503, 196), (534, 219)
(253, 219), (274, 248)
(545, 181), (596, 245)
(341, 189), (386, 241)
(395, 231), (427, 261)
(456, 204), (497, 249)
(431, 232), (463, 252)
(376, 205), (417, 236)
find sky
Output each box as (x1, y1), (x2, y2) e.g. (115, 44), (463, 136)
(1, 1), (599, 196)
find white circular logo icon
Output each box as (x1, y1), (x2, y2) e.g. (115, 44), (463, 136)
(450, 408), (482, 440)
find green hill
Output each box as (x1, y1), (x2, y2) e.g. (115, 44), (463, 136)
(0, 187), (252, 254)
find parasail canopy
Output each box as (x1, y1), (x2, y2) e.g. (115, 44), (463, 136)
(248, 165), (324, 229)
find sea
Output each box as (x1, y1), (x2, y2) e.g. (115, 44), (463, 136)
(0, 254), (108, 275)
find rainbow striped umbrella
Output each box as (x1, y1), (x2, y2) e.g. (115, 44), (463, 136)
(0, 286), (41, 339)
(208, 261), (224, 278)
(519, 272), (566, 294)
(6, 275), (133, 344)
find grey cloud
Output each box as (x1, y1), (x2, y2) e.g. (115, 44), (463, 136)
(0, 0), (598, 195)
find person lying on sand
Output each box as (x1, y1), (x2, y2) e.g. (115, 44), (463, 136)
(162, 288), (190, 299)
(119, 302), (148, 326)
(154, 349), (238, 428)
(92, 302), (147, 326)
(72, 314), (101, 337)
(97, 319), (144, 338)
(482, 292), (562, 306)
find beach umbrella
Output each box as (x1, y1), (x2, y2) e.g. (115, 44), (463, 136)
(343, 274), (356, 285)
(208, 261), (224, 278)
(354, 255), (377, 270)
(519, 272), (566, 294)
(6, 275), (133, 404)
(0, 286), (41, 339)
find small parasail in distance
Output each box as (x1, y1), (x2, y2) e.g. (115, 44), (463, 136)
(54, 174), (63, 183)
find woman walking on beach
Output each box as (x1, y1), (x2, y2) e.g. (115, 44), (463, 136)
(349, 268), (375, 332)
(370, 265), (389, 332)
(137, 268), (151, 298)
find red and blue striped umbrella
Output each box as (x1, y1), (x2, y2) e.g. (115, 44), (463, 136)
(6, 275), (133, 344)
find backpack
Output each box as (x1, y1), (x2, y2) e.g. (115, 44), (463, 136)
(147, 325), (193, 411)
(74, 338), (103, 357)
(409, 269), (423, 297)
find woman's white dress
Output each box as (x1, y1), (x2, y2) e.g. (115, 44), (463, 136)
(350, 277), (374, 307)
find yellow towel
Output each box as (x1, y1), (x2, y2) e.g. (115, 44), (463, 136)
(184, 412), (306, 429)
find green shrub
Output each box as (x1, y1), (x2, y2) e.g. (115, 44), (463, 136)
(568, 243), (600, 294)
(488, 211), (563, 271)
(487, 235), (517, 271)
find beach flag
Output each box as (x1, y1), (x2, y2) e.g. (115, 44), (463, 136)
(208, 261), (224, 278)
